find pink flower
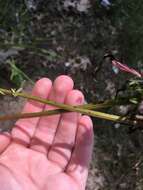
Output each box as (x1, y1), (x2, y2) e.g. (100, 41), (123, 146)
(112, 60), (142, 78)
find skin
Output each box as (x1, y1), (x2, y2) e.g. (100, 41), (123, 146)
(0, 75), (94, 190)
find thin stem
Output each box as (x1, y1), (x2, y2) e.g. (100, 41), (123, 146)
(0, 108), (132, 126)
(0, 88), (131, 111)
(0, 87), (138, 127)
(7, 60), (34, 85)
(0, 88), (111, 110)
(0, 88), (127, 118)
(0, 109), (65, 121)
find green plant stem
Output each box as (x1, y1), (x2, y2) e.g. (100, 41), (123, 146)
(0, 109), (65, 121)
(0, 87), (135, 126)
(0, 87), (127, 113)
(0, 88), (111, 110)
(8, 60), (34, 85)
(0, 107), (137, 128)
(0, 88), (131, 109)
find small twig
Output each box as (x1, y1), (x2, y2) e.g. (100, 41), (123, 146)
(0, 87), (140, 128)
(0, 107), (133, 126)
(0, 88), (135, 109)
(0, 88), (114, 110)
(0, 109), (65, 121)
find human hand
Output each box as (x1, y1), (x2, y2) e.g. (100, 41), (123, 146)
(0, 75), (93, 190)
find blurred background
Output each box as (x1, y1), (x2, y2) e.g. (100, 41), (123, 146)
(0, 0), (143, 189)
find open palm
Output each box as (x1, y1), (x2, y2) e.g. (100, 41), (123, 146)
(0, 75), (93, 190)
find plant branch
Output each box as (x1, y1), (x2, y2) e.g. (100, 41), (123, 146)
(0, 107), (133, 126)
(0, 88), (135, 110)
(0, 87), (141, 128)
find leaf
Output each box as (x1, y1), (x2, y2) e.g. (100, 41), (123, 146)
(129, 98), (138, 104)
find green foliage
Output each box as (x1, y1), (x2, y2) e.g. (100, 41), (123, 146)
(7, 59), (34, 86)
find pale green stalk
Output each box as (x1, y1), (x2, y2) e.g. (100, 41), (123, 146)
(0, 87), (134, 126)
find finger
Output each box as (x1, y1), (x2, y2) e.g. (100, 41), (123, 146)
(11, 78), (52, 145)
(66, 115), (94, 190)
(30, 75), (74, 154)
(48, 90), (84, 169)
(0, 132), (11, 154)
